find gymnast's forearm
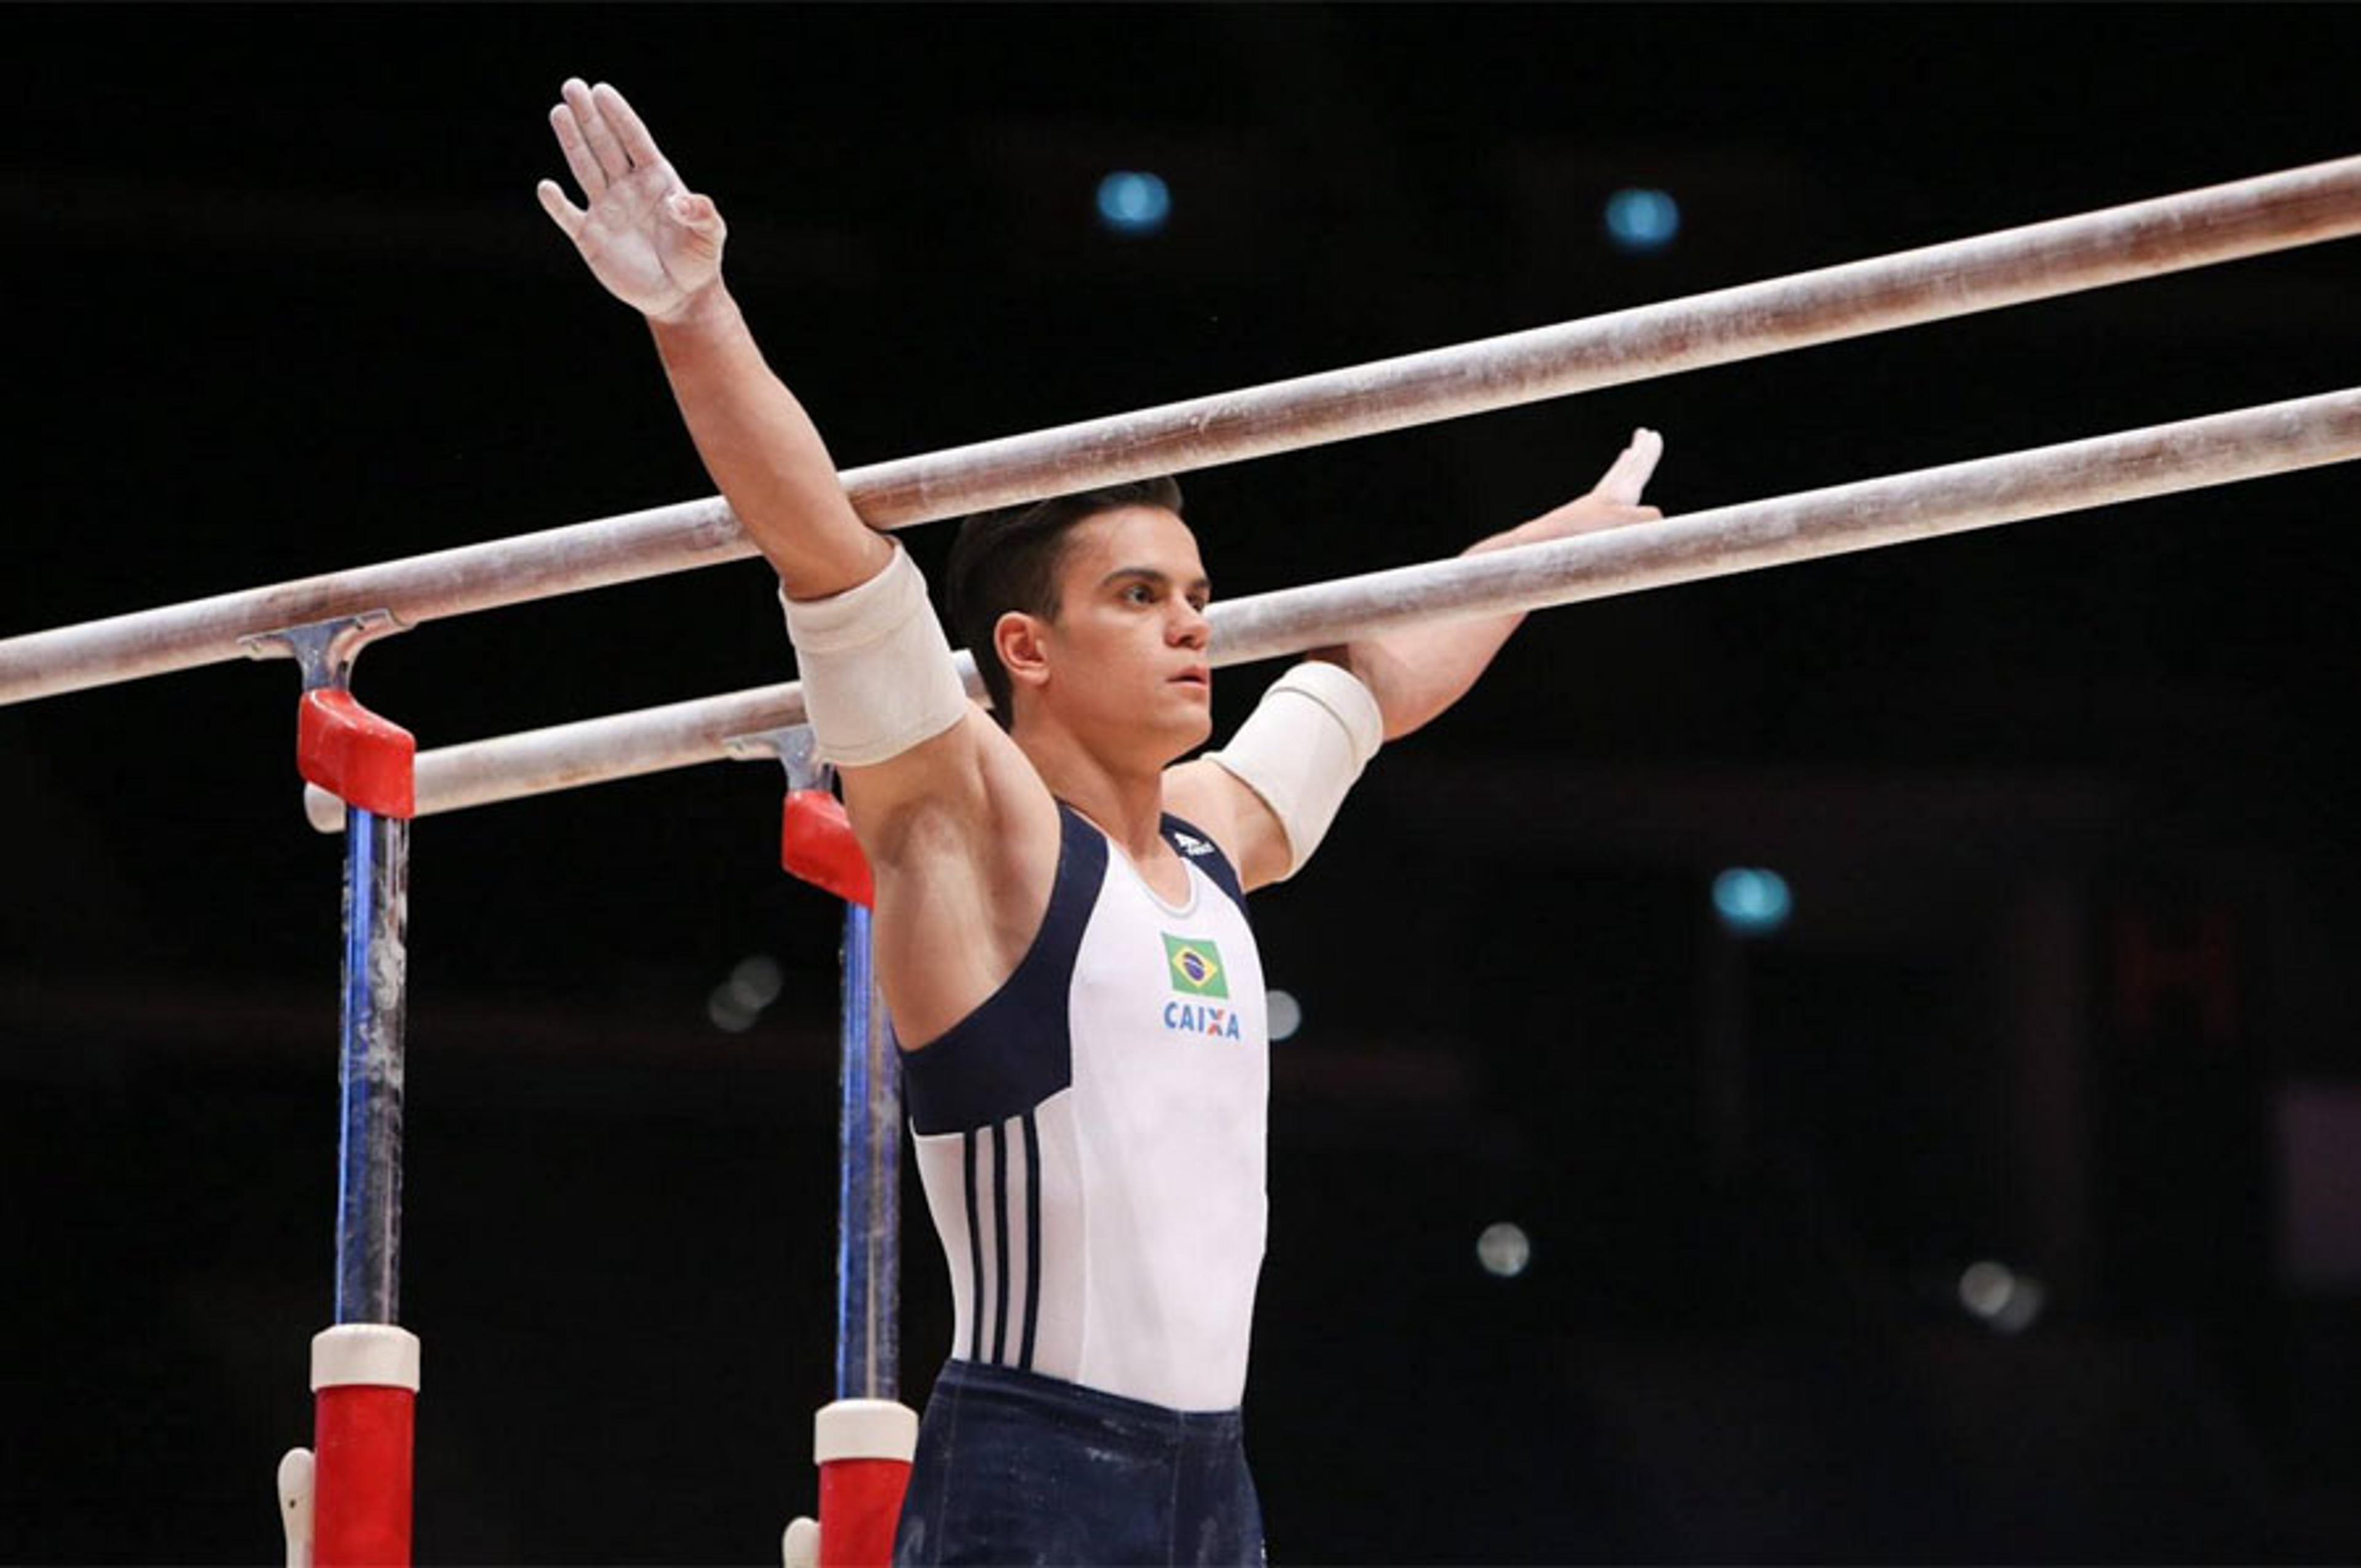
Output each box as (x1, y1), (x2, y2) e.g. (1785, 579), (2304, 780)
(1327, 431), (1671, 736)
(647, 284), (892, 600)
(1316, 498), (1635, 738)
(1316, 594), (1525, 743)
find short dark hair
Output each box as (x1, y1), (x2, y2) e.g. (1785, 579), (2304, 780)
(945, 476), (1186, 724)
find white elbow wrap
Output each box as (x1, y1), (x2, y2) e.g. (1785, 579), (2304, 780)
(780, 542), (971, 766)
(1204, 661), (1383, 880)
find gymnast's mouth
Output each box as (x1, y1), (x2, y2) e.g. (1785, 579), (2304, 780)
(1169, 667), (1210, 688)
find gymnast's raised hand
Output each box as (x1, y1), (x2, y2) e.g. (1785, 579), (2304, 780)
(1518, 426), (1666, 540)
(537, 79), (726, 322)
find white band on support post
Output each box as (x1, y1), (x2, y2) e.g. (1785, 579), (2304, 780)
(309, 1324), (422, 1392)
(813, 1398), (920, 1465)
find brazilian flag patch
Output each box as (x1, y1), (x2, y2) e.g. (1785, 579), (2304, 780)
(1162, 934), (1229, 998)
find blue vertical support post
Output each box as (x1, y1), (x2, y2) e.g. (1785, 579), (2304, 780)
(836, 900), (901, 1403)
(247, 610), (424, 1568)
(334, 798), (410, 1325)
(742, 722), (917, 1568)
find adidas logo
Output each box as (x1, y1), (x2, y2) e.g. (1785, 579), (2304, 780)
(1173, 831), (1216, 857)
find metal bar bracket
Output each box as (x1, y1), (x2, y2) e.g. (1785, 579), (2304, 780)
(240, 609), (410, 694)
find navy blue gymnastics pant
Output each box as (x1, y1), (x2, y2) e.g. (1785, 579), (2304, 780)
(893, 1360), (1266, 1567)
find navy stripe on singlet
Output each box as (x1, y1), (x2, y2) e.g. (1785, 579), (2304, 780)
(962, 1131), (984, 1362)
(1019, 1109), (1042, 1372)
(990, 1119), (1012, 1365)
(1160, 811), (1250, 916)
(900, 808), (1105, 1137)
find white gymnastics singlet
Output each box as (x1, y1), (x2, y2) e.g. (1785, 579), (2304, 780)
(899, 803), (1268, 1413)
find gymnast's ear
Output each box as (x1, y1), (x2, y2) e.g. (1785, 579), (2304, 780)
(994, 610), (1053, 696)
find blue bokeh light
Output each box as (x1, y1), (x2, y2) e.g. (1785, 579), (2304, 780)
(1712, 867), (1793, 936)
(1604, 187), (1680, 252)
(1096, 171), (1172, 235)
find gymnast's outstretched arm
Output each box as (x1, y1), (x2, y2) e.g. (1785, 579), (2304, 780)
(536, 78), (892, 601)
(536, 79), (1065, 1047)
(1315, 428), (1667, 740)
(1166, 431), (1667, 889)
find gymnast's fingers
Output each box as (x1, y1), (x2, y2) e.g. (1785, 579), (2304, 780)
(591, 81), (668, 173)
(1592, 427), (1665, 506)
(562, 77), (632, 185)
(548, 100), (606, 201)
(536, 178), (587, 240)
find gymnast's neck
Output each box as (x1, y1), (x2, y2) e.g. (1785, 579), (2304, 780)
(1011, 715), (1184, 867)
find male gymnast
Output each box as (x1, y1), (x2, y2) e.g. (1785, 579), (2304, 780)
(537, 78), (1663, 1567)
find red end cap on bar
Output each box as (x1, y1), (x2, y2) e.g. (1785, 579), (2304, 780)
(782, 790), (875, 908)
(300, 690), (417, 820)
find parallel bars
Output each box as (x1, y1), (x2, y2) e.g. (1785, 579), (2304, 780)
(290, 386), (2361, 830)
(4, 153), (2359, 706)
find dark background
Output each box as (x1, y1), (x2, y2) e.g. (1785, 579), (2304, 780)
(6, 5), (2360, 1562)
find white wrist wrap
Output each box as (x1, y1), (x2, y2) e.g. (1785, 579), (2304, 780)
(781, 542), (971, 767)
(1204, 660), (1383, 881)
